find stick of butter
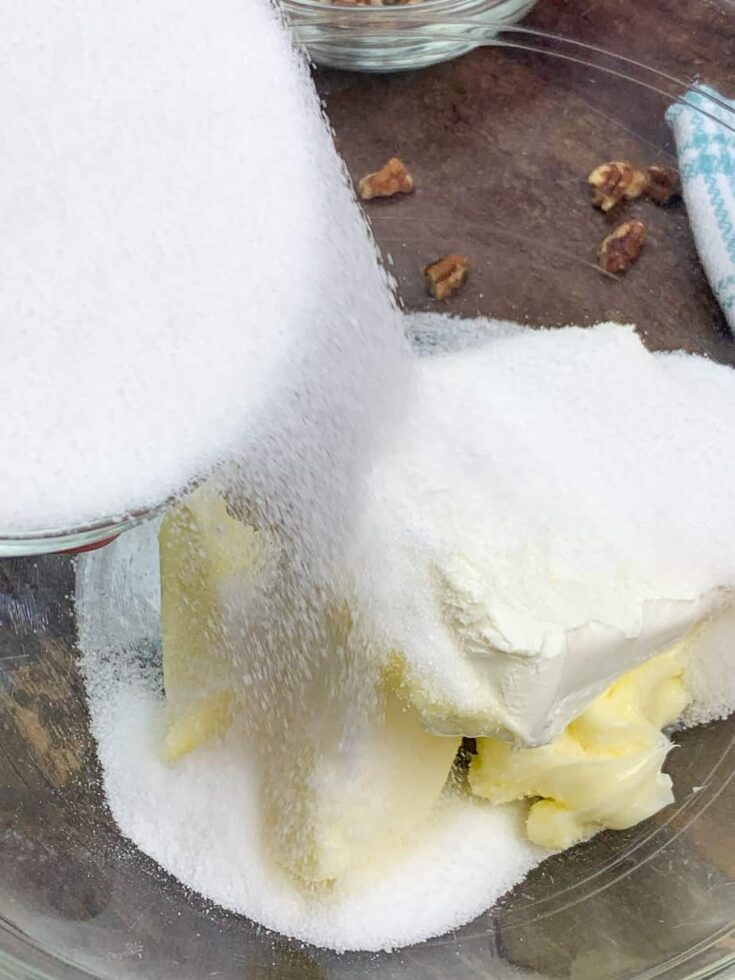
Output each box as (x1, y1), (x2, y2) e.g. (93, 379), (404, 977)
(469, 648), (690, 849)
(160, 485), (459, 885)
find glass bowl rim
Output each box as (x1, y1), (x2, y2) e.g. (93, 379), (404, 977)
(0, 499), (170, 555)
(282, 0), (517, 15)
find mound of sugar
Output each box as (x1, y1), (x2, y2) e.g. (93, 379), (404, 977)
(87, 672), (541, 953)
(78, 315), (735, 952)
(77, 520), (542, 953)
(681, 603), (735, 727)
(0, 0), (402, 532)
(362, 322), (735, 741)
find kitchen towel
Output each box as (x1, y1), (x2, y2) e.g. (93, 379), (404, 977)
(667, 84), (735, 332)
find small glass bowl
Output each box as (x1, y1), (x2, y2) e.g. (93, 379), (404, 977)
(285, 0), (537, 71)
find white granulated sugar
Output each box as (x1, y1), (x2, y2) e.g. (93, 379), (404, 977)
(77, 315), (735, 953)
(374, 323), (735, 633)
(82, 653), (541, 953)
(0, 0), (402, 532)
(406, 310), (523, 355)
(681, 602), (735, 727)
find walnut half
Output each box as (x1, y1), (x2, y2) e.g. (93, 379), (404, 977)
(588, 161), (648, 213)
(424, 253), (470, 300)
(645, 165), (680, 205)
(357, 158), (414, 201)
(598, 219), (647, 274)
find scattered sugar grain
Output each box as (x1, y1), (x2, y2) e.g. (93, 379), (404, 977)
(406, 310), (523, 356)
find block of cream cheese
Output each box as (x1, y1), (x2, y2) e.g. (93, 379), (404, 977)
(360, 324), (735, 745)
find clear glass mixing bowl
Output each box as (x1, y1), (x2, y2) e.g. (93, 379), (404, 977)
(2, 6), (735, 978)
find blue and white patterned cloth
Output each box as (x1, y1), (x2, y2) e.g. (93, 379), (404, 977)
(667, 85), (735, 332)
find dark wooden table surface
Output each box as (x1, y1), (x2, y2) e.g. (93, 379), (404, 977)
(319, 0), (735, 362)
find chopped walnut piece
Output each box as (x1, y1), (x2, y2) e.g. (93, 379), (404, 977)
(588, 161), (648, 212)
(424, 253), (470, 300)
(357, 158), (414, 200)
(598, 219), (647, 274)
(645, 165), (681, 205)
